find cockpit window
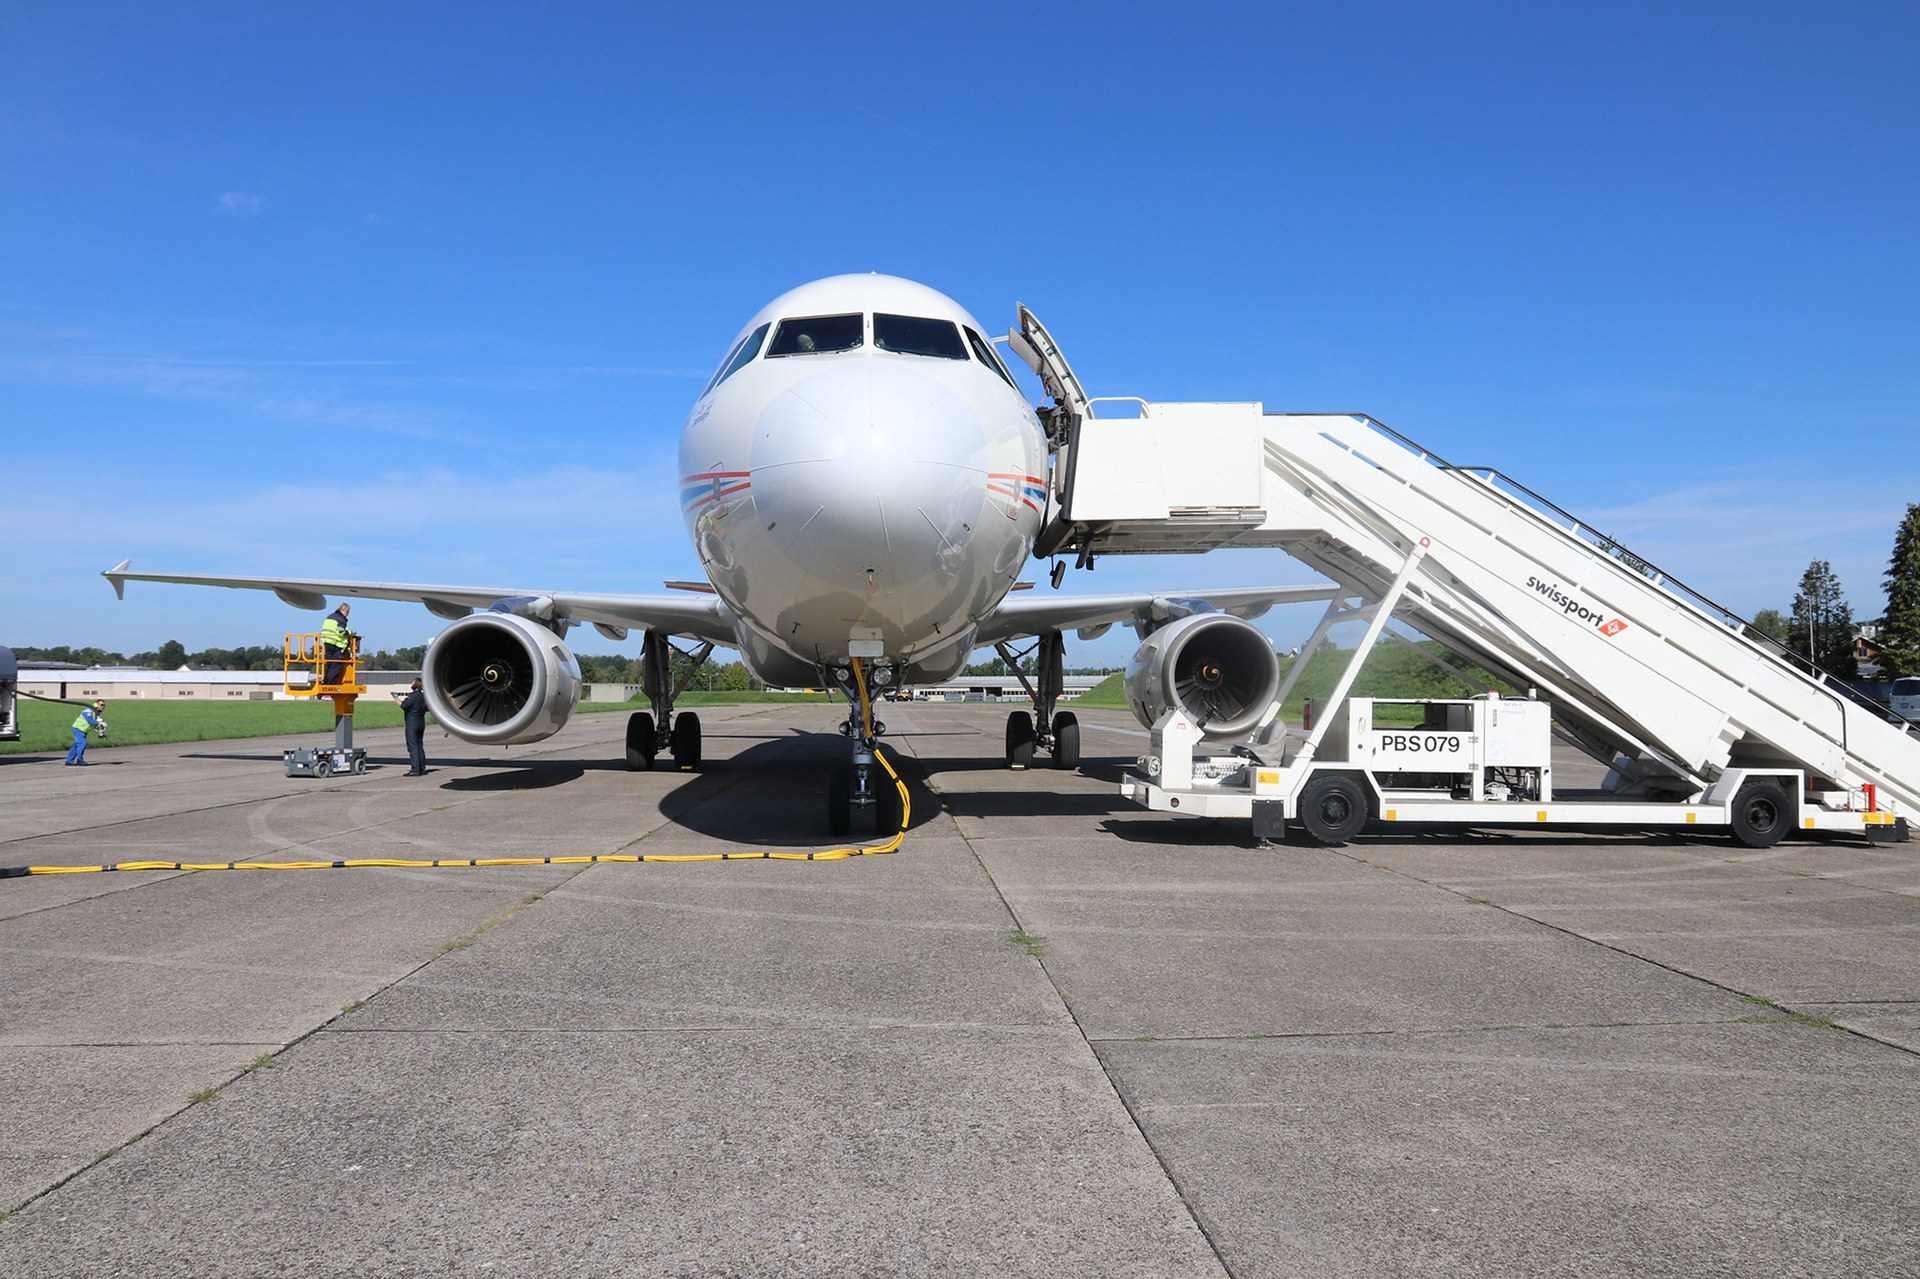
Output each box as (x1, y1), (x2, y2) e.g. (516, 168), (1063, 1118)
(703, 322), (769, 395)
(964, 325), (1018, 388)
(874, 313), (967, 360)
(768, 313), (863, 356)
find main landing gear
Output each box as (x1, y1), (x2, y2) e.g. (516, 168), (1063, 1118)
(825, 658), (903, 839)
(625, 630), (711, 771)
(995, 631), (1080, 771)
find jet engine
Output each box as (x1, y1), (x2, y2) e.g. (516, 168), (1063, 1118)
(422, 612), (582, 746)
(1124, 612), (1281, 739)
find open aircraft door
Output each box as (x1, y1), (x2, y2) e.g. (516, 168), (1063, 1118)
(1009, 304), (1094, 559)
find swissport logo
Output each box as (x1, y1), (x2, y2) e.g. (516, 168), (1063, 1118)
(1527, 575), (1629, 638)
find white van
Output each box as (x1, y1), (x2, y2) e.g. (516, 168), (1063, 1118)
(1892, 676), (1920, 722)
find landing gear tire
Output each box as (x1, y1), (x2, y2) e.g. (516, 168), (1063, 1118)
(1005, 711), (1036, 769)
(1729, 779), (1790, 849)
(626, 712), (656, 771)
(827, 765), (852, 838)
(670, 712), (702, 770)
(1298, 773), (1369, 846)
(1051, 711), (1080, 770)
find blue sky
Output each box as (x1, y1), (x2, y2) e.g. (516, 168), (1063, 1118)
(4, 2), (1915, 668)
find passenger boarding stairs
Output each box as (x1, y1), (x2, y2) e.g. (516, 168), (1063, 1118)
(1040, 403), (1920, 816)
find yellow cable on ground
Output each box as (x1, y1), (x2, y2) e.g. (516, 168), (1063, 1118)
(3, 746), (913, 877)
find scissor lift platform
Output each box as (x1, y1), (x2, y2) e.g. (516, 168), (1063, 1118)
(282, 630), (369, 779)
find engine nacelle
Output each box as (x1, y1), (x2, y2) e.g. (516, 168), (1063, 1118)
(1124, 611), (1282, 739)
(422, 612), (582, 746)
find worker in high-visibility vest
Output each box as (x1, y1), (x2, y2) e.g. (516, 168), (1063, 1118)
(320, 602), (353, 687)
(66, 699), (107, 766)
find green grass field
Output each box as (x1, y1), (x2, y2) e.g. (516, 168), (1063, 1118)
(0, 689), (828, 755)
(579, 690), (833, 710)
(2, 696), (408, 755)
(1072, 674), (1128, 709)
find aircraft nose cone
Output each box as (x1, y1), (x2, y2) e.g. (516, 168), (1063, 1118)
(754, 362), (986, 476)
(751, 363), (989, 582)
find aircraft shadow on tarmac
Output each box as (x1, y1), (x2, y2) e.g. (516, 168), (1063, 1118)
(644, 734), (937, 846)
(182, 753), (630, 782)
(888, 754), (1138, 821)
(437, 762), (597, 790)
(932, 784), (1135, 820)
(645, 736), (1149, 843)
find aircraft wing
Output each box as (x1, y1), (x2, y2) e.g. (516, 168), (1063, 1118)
(974, 584), (1338, 648)
(102, 562), (736, 647)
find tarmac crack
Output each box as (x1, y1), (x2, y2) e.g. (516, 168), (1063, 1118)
(0, 790), (278, 851)
(4, 1039), (285, 1049)
(947, 809), (1241, 1279)
(1084, 1014), (1836, 1046)
(0, 868), (586, 1220)
(0, 873), (199, 925)
(1335, 850), (1920, 1062)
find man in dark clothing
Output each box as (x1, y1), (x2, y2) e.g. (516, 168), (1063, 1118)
(400, 677), (429, 775)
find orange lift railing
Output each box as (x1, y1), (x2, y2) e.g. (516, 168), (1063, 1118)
(284, 631), (365, 703)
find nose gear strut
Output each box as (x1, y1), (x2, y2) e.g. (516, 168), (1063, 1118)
(825, 658), (902, 837)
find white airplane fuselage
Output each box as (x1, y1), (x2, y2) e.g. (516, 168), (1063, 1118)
(679, 275), (1048, 687)
(102, 270), (1325, 793)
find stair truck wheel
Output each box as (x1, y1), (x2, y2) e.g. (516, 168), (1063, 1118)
(1297, 773), (1369, 846)
(1729, 779), (1791, 849)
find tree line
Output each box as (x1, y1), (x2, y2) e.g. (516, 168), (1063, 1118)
(1742, 501), (1920, 680)
(12, 641), (431, 671)
(10, 641), (734, 685)
(12, 643), (1120, 686)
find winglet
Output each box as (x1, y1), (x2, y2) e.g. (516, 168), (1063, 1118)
(104, 559), (132, 601)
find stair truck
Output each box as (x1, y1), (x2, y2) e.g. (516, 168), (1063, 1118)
(1009, 308), (1917, 847)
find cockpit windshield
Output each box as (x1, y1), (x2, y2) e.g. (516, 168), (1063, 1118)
(702, 322), (769, 396)
(964, 326), (1017, 387)
(768, 313), (863, 356)
(874, 313), (967, 360)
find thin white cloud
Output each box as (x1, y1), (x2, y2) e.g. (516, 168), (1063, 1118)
(1580, 472), (1910, 615)
(61, 462), (681, 563)
(7, 460), (697, 652)
(218, 191), (264, 217)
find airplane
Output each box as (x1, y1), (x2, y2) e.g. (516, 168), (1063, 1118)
(105, 274), (1330, 834)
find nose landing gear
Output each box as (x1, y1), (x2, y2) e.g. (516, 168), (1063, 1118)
(826, 658), (904, 838)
